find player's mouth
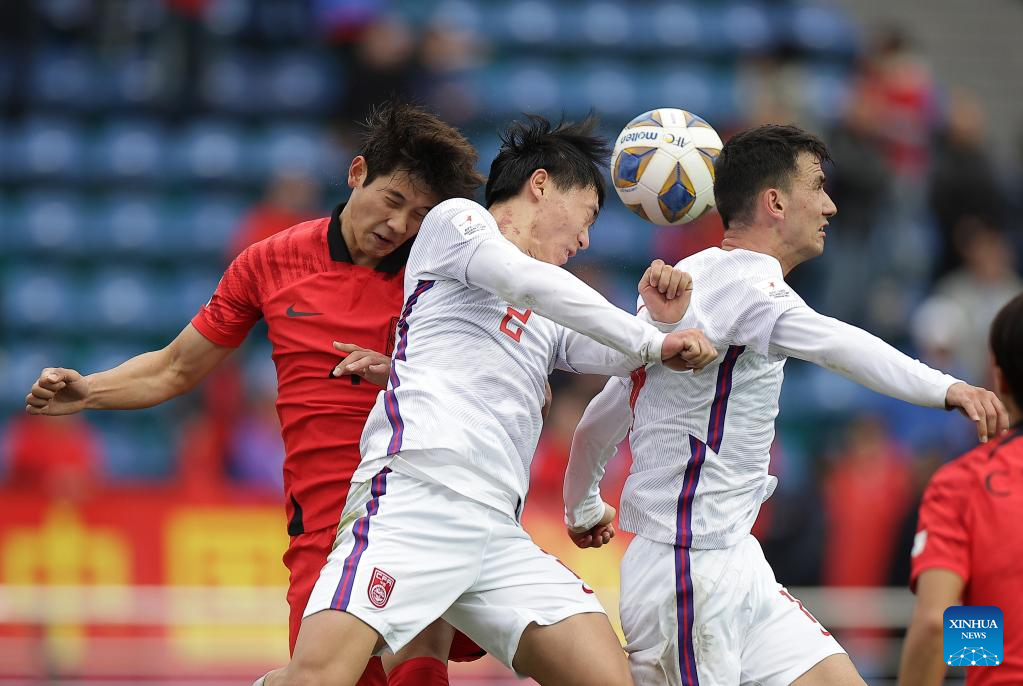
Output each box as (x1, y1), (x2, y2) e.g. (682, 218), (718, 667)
(372, 232), (395, 248)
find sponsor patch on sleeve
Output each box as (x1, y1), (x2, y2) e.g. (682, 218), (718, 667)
(452, 210), (491, 239)
(755, 278), (795, 300)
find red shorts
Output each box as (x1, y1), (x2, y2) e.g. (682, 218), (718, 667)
(283, 526), (485, 669)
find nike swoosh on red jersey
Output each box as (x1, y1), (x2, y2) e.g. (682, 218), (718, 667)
(286, 305), (323, 317)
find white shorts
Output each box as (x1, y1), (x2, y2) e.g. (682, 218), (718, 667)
(304, 468), (606, 668)
(620, 534), (844, 686)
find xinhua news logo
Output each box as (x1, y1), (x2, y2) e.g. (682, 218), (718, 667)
(943, 606), (1003, 667)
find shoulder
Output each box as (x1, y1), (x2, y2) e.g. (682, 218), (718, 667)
(924, 447), (988, 503)
(242, 216), (330, 259)
(419, 198), (498, 243)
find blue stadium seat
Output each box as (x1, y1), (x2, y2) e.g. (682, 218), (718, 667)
(490, 1), (561, 47)
(28, 48), (105, 111)
(163, 192), (247, 258)
(108, 53), (168, 109)
(474, 61), (562, 115)
(647, 2), (704, 53)
(87, 193), (168, 257)
(78, 268), (176, 335)
(90, 119), (167, 182)
(6, 118), (87, 181)
(202, 0), (252, 38)
(168, 119), (250, 183)
(800, 66), (853, 124)
(717, 3), (776, 55)
(6, 191), (87, 255)
(564, 2), (633, 51)
(199, 51), (256, 113)
(261, 53), (333, 114)
(251, 123), (328, 177)
(254, 0), (311, 42)
(425, 0), (485, 33)
(1, 266), (80, 334)
(568, 62), (641, 118)
(646, 65), (722, 121)
(782, 5), (858, 56)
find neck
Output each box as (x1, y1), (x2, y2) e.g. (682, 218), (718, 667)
(721, 227), (796, 275)
(489, 200), (536, 257)
(1007, 398), (1022, 428)
(339, 203), (380, 268)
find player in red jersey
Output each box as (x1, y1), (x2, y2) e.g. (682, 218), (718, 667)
(24, 101), (485, 686)
(899, 291), (1023, 686)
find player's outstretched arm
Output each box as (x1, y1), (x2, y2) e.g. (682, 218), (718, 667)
(769, 306), (1007, 442)
(465, 239), (667, 369)
(564, 377), (631, 548)
(898, 569), (963, 686)
(25, 324), (233, 415)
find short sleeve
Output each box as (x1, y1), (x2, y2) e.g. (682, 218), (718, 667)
(191, 245), (263, 347)
(909, 463), (973, 591)
(406, 199), (500, 287)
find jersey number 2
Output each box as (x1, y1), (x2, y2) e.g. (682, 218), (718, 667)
(500, 307), (532, 343)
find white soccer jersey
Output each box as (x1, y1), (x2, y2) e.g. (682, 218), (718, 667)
(356, 197), (666, 517)
(565, 247), (960, 549)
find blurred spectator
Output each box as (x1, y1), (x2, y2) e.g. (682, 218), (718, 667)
(329, 14), (417, 136)
(803, 94), (895, 327)
(175, 363), (243, 496)
(226, 355), (285, 493)
(230, 171), (321, 257)
(1, 414), (102, 498)
(822, 415), (913, 587)
(924, 219), (1022, 384)
(930, 90), (1008, 277)
(415, 24), (487, 126)
(856, 27), (937, 182)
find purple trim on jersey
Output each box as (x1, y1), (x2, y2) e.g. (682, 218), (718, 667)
(674, 436), (706, 685)
(706, 345), (744, 453)
(672, 345), (743, 684)
(384, 279), (435, 455)
(332, 467), (391, 611)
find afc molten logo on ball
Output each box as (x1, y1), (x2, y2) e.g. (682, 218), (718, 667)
(368, 567), (396, 608)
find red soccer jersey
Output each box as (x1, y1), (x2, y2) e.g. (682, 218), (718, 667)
(910, 425), (1023, 685)
(192, 204), (406, 534)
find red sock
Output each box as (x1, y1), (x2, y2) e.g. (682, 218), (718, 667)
(387, 656), (449, 686)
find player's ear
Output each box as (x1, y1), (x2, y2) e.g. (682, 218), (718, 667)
(348, 156), (369, 190)
(528, 169), (549, 201)
(763, 187), (784, 220)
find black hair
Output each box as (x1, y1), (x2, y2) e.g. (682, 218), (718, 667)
(358, 99), (484, 201)
(990, 292), (1023, 406)
(484, 114), (610, 209)
(714, 124), (832, 229)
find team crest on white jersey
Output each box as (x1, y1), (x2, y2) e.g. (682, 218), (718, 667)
(368, 567), (396, 608)
(453, 211), (490, 239)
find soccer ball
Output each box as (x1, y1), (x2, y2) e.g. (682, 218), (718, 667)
(610, 108), (723, 225)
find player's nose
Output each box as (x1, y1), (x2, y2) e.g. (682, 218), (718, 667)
(578, 228), (590, 251)
(387, 212), (408, 235)
(823, 191), (837, 218)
